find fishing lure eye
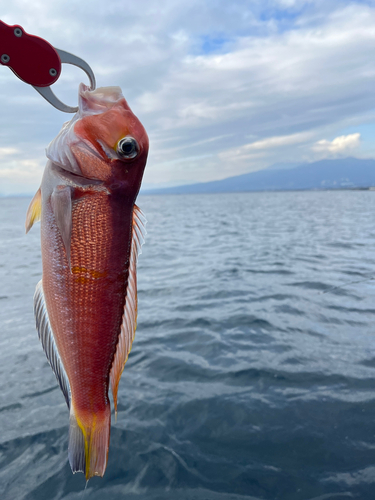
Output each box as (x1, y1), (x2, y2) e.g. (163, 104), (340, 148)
(117, 137), (139, 159)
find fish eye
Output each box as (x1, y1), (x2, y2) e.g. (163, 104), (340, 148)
(117, 137), (139, 159)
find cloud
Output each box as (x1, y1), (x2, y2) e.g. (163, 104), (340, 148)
(0, 147), (19, 158)
(241, 132), (312, 151)
(219, 132), (313, 164)
(1, 1), (375, 193)
(312, 133), (361, 155)
(134, 3), (375, 184)
(0, 157), (45, 196)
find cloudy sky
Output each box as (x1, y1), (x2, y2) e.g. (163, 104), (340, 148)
(0, 0), (375, 194)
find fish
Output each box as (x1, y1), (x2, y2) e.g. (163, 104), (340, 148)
(25, 83), (149, 479)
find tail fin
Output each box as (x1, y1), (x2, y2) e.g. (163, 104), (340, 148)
(68, 404), (111, 480)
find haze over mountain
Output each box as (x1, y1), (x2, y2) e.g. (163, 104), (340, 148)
(142, 158), (375, 195)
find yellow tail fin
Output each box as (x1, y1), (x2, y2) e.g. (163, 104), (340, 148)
(68, 404), (111, 480)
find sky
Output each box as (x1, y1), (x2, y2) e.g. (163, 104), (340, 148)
(0, 0), (375, 194)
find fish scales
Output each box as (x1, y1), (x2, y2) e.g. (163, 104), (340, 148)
(26, 84), (149, 479)
(43, 192), (133, 413)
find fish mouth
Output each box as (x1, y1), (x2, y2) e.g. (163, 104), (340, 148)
(51, 163), (107, 191)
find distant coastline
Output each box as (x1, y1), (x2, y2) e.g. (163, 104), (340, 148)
(141, 157), (375, 196)
(139, 186), (375, 196)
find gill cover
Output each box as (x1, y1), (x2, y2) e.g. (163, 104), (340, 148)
(45, 84), (126, 175)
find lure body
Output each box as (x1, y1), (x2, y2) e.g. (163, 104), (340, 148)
(26, 84), (148, 478)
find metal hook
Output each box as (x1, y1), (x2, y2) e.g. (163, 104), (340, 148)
(33, 49), (96, 113)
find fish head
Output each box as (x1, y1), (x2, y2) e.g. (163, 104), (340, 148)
(46, 84), (149, 198)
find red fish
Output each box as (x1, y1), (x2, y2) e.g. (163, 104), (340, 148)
(25, 84), (149, 479)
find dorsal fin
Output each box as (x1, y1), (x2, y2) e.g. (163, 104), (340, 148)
(110, 205), (147, 414)
(34, 280), (71, 408)
(25, 187), (42, 233)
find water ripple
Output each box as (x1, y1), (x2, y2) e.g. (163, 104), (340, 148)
(2, 192), (375, 499)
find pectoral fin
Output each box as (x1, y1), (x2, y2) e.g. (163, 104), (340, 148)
(25, 187), (42, 233)
(51, 186), (72, 266)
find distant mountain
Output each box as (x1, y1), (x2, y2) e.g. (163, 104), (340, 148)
(143, 158), (375, 195)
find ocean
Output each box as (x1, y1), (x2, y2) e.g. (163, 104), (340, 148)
(1, 191), (375, 500)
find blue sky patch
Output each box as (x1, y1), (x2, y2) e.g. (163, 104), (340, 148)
(199, 35), (232, 55)
(340, 122), (375, 143)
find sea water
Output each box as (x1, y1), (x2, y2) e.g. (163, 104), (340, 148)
(1, 191), (375, 500)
